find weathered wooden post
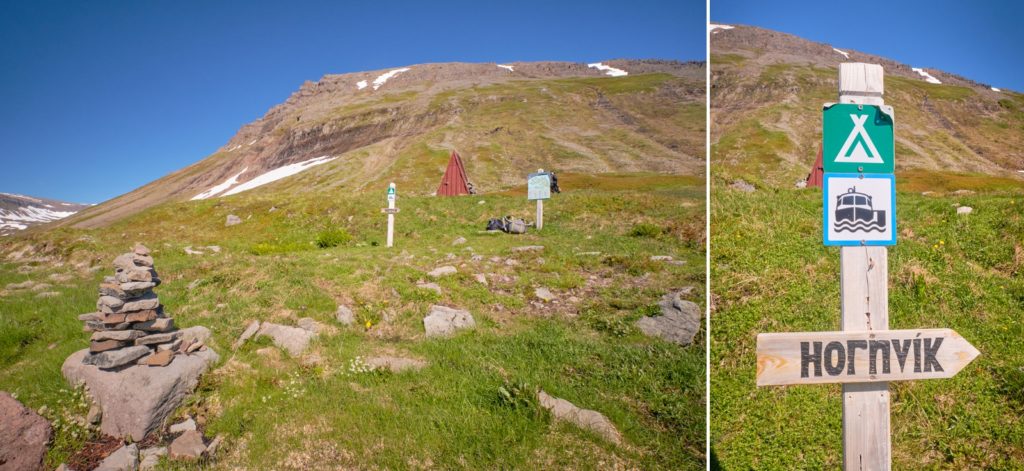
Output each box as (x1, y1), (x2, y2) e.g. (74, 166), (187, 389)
(755, 63), (980, 470)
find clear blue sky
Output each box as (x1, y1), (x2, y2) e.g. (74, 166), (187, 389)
(713, 0), (1023, 92)
(0, 0), (705, 203)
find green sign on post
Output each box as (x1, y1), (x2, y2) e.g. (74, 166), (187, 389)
(822, 103), (894, 173)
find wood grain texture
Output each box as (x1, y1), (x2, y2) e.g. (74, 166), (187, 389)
(841, 244), (890, 470)
(756, 328), (980, 385)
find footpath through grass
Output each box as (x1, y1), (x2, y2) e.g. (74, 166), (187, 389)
(711, 184), (1024, 469)
(1, 175), (705, 470)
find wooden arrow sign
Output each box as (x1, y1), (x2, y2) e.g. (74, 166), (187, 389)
(756, 328), (979, 386)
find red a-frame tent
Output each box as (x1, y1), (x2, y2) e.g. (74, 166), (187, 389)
(437, 151), (471, 196)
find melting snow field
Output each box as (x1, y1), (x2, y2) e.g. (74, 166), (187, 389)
(0, 197), (79, 235)
(912, 67), (942, 84)
(587, 62), (628, 77)
(356, 80), (368, 90)
(992, 87), (1001, 92)
(833, 48), (850, 59)
(497, 64), (514, 72)
(192, 167), (249, 200)
(372, 68), (410, 90)
(709, 24), (734, 34)
(221, 156), (336, 196)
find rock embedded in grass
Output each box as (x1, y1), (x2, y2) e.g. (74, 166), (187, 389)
(169, 430), (207, 460)
(537, 390), (622, 445)
(139, 447), (167, 470)
(423, 305), (475, 337)
(957, 206), (973, 215)
(225, 214), (242, 227)
(428, 265), (458, 278)
(535, 287), (555, 302)
(335, 305), (354, 325)
(169, 417), (197, 434)
(256, 322), (316, 356)
(232, 320), (261, 349)
(95, 442), (138, 471)
(635, 290), (701, 346)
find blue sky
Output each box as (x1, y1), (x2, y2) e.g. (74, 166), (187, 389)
(0, 0), (705, 203)
(713, 0), (1023, 92)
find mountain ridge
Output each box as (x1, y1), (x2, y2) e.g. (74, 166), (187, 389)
(711, 24), (1024, 189)
(59, 59), (705, 229)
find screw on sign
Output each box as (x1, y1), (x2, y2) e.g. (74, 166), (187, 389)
(754, 63), (981, 471)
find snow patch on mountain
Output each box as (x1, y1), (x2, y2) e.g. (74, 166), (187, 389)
(221, 156), (336, 196)
(356, 80), (368, 90)
(709, 24), (734, 34)
(0, 194), (81, 235)
(912, 67), (941, 84)
(372, 68), (410, 90)
(832, 48), (850, 59)
(497, 64), (514, 72)
(992, 87), (1001, 92)
(587, 62), (628, 77)
(192, 167), (249, 200)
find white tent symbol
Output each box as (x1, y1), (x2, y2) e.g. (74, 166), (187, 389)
(835, 114), (882, 163)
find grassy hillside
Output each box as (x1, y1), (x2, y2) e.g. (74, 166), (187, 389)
(1, 175), (705, 469)
(711, 28), (1024, 189)
(65, 69), (705, 229)
(710, 186), (1024, 469)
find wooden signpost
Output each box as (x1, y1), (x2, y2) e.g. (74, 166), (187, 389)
(755, 63), (980, 471)
(757, 329), (980, 386)
(384, 182), (396, 248)
(527, 169), (552, 230)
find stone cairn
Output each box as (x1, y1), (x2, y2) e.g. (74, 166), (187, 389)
(77, 244), (204, 369)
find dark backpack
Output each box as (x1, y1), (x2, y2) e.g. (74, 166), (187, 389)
(486, 218), (506, 231)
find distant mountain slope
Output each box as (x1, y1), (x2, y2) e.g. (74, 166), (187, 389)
(711, 24), (1024, 189)
(62, 59), (706, 229)
(0, 193), (87, 236)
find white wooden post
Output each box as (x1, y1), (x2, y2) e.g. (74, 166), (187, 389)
(386, 182), (395, 248)
(536, 168), (544, 230)
(838, 63), (890, 471)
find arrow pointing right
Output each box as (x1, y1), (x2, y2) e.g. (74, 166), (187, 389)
(756, 328), (980, 386)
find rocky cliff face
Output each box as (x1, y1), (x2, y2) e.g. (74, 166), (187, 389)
(711, 24), (1024, 188)
(0, 193), (88, 236)
(62, 59), (705, 229)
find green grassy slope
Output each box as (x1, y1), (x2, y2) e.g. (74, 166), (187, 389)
(65, 71), (705, 229)
(1, 175), (705, 469)
(710, 187), (1024, 469)
(711, 57), (1024, 190)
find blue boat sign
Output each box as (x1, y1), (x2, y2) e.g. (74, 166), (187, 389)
(823, 173), (896, 246)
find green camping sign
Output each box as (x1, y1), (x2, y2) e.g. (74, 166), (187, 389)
(822, 103), (894, 173)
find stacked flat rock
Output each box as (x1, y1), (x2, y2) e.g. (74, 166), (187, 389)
(77, 244), (200, 370)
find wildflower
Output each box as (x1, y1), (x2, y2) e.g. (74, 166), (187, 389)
(365, 320), (372, 329)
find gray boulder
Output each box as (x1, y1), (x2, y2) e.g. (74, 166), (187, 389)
(423, 305), (475, 337)
(0, 391), (52, 471)
(335, 305), (354, 325)
(179, 326), (212, 345)
(635, 290), (702, 346)
(225, 214), (242, 227)
(95, 443), (138, 471)
(169, 430), (206, 460)
(256, 323), (315, 356)
(62, 348), (219, 441)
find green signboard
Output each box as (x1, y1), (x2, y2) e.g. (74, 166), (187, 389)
(822, 103), (894, 173)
